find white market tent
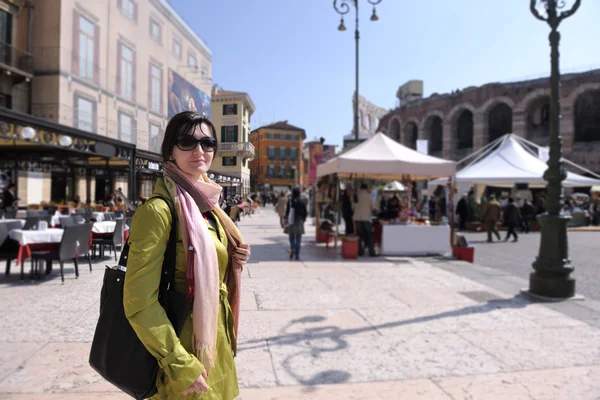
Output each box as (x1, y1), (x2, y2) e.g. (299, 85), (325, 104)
(317, 132), (456, 180)
(430, 134), (600, 188)
(383, 181), (406, 192)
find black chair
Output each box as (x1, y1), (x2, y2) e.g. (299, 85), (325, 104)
(114, 210), (124, 219)
(74, 223), (94, 272)
(4, 207), (17, 219)
(59, 216), (75, 227)
(22, 217), (40, 230)
(103, 213), (114, 221)
(45, 205), (58, 215)
(30, 224), (92, 283)
(92, 218), (124, 262)
(0, 223), (20, 276)
(83, 208), (93, 223)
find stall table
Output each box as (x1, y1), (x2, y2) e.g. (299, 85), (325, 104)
(381, 224), (451, 256)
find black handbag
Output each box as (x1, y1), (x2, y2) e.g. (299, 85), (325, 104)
(89, 195), (192, 400)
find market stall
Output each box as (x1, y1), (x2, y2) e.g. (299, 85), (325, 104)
(317, 133), (456, 256)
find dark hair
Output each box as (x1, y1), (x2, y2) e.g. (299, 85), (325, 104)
(161, 111), (218, 162)
(7, 183), (15, 190)
(292, 187), (301, 199)
(508, 197), (515, 203)
(360, 183), (368, 190)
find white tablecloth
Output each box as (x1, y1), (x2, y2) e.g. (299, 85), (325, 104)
(0, 219), (25, 228)
(92, 221), (116, 233)
(9, 229), (64, 246)
(381, 224), (451, 256)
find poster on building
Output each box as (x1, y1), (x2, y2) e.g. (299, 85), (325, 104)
(168, 69), (211, 118)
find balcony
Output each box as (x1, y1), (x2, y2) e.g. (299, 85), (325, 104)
(219, 142), (255, 159)
(0, 41), (34, 80)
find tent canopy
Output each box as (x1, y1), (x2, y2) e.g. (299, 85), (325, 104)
(317, 133), (456, 180)
(383, 181), (406, 192)
(430, 134), (600, 188)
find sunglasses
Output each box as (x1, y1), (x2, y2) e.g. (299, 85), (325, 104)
(176, 136), (217, 152)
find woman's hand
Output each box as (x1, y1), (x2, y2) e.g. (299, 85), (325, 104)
(181, 370), (209, 396)
(232, 243), (251, 267)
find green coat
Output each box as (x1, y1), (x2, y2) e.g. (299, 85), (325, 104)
(124, 179), (239, 400)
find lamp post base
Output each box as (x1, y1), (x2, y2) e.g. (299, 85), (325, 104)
(529, 213), (575, 298)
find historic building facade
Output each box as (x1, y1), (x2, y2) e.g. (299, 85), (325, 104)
(342, 94), (388, 148)
(378, 70), (600, 173)
(249, 121), (305, 193)
(1, 0), (212, 204)
(210, 85), (255, 196)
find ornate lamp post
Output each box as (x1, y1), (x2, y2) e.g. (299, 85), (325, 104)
(529, 0), (581, 298)
(333, 0), (382, 145)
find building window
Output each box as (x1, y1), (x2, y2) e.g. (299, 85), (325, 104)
(149, 63), (162, 112)
(120, 0), (137, 21)
(290, 147), (297, 161)
(266, 133), (273, 139)
(119, 111), (135, 143)
(75, 94), (96, 132)
(274, 133), (280, 140)
(223, 104), (238, 116)
(73, 13), (98, 82)
(150, 18), (161, 43)
(221, 126), (238, 142)
(201, 65), (208, 80)
(222, 156), (237, 166)
(188, 52), (197, 71)
(149, 122), (161, 153)
(279, 147), (286, 159)
(267, 146), (275, 158)
(267, 165), (274, 177)
(172, 38), (182, 60)
(118, 42), (135, 100)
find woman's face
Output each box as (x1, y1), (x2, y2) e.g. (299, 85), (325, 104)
(171, 122), (215, 179)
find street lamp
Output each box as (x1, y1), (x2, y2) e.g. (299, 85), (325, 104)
(528, 0), (581, 298)
(333, 0), (382, 146)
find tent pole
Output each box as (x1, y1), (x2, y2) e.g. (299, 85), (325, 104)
(457, 135), (504, 167)
(462, 135), (507, 170)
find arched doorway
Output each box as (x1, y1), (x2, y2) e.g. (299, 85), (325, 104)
(574, 90), (600, 143)
(404, 122), (418, 150)
(424, 115), (443, 155)
(488, 103), (513, 143)
(526, 96), (550, 146)
(389, 118), (401, 142)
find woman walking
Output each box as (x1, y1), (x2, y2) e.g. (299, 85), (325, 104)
(275, 191), (287, 228)
(123, 112), (251, 399)
(285, 187), (307, 260)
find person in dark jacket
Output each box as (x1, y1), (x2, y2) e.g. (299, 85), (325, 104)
(341, 187), (355, 235)
(285, 187), (308, 260)
(520, 199), (535, 233)
(456, 193), (469, 231)
(503, 197), (520, 242)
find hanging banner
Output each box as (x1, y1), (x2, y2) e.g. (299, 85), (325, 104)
(417, 140), (428, 155)
(168, 69), (211, 118)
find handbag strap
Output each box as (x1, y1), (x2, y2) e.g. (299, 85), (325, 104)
(118, 195), (178, 296)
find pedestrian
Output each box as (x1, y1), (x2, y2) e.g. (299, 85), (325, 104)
(341, 186), (355, 235)
(2, 183), (18, 211)
(123, 112), (251, 400)
(275, 191), (287, 228)
(521, 199), (534, 233)
(456, 193), (469, 231)
(284, 187), (307, 260)
(354, 183), (377, 257)
(481, 195), (501, 242)
(503, 197), (520, 242)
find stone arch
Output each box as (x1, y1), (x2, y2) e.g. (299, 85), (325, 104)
(447, 103), (476, 123)
(574, 89), (600, 143)
(388, 117), (401, 142)
(486, 101), (514, 143)
(403, 118), (419, 149)
(566, 83), (600, 105)
(525, 94), (550, 145)
(419, 110), (444, 133)
(422, 114), (444, 153)
(453, 109), (474, 150)
(515, 88), (550, 112)
(478, 96), (516, 116)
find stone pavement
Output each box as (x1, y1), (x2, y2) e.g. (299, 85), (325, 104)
(1, 207), (600, 399)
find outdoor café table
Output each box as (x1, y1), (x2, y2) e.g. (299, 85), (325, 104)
(92, 221), (116, 234)
(9, 228), (64, 268)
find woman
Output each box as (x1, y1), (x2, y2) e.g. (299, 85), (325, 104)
(275, 191), (287, 228)
(124, 112), (251, 399)
(284, 187), (307, 260)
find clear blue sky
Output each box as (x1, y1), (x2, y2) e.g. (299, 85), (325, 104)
(169, 0), (600, 148)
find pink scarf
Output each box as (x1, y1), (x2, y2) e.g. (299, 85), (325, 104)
(163, 162), (225, 372)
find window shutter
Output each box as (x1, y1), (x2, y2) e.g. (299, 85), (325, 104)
(234, 125), (238, 142)
(147, 63), (152, 110)
(72, 11), (80, 75)
(93, 24), (100, 84)
(132, 49), (137, 101)
(116, 43), (121, 95)
(221, 126), (226, 142)
(222, 104), (227, 115)
(233, 104), (238, 115)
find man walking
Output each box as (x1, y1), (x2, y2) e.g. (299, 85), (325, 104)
(520, 199), (534, 233)
(481, 195), (501, 243)
(353, 183), (376, 257)
(503, 197), (520, 242)
(456, 193), (469, 231)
